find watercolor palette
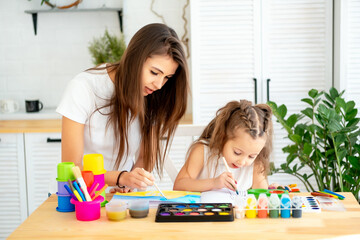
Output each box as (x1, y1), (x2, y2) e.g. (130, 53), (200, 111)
(301, 196), (321, 213)
(155, 203), (234, 222)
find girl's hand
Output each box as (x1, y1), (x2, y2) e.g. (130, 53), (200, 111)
(214, 172), (237, 191)
(109, 187), (132, 193)
(121, 168), (155, 190)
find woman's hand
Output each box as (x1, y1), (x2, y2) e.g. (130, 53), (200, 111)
(120, 168), (155, 190)
(214, 172), (237, 191)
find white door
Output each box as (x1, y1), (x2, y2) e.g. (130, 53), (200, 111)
(0, 134), (27, 239)
(262, 0), (333, 189)
(24, 133), (62, 215)
(191, 0), (262, 124)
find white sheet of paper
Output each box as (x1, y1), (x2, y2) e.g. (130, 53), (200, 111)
(200, 188), (237, 203)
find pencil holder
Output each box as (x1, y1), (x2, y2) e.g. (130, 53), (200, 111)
(56, 162), (76, 182)
(56, 193), (75, 212)
(57, 181), (70, 195)
(83, 154), (107, 175)
(70, 195), (104, 221)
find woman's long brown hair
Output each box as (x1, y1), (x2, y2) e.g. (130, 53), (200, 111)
(91, 23), (189, 175)
(187, 100), (273, 176)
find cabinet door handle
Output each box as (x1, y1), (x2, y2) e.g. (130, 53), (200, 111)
(47, 138), (61, 143)
(267, 78), (271, 102)
(253, 78), (257, 104)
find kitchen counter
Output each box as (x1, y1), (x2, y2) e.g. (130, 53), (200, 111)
(0, 114), (193, 133)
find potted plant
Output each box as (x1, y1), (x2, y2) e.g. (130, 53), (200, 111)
(268, 88), (360, 200)
(88, 29), (126, 65)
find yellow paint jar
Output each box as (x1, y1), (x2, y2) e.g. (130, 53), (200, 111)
(105, 199), (127, 221)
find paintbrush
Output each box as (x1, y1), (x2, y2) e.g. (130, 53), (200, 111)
(222, 157), (239, 195)
(72, 166), (92, 201)
(141, 168), (167, 199)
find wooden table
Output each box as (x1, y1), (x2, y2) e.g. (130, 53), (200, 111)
(8, 193), (360, 240)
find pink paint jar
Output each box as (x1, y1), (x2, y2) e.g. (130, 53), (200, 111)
(70, 195), (104, 221)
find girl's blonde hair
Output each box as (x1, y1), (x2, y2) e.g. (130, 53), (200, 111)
(187, 100), (273, 176)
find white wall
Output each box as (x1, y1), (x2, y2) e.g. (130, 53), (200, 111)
(0, 0), (190, 113)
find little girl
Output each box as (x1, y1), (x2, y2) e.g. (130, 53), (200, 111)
(173, 100), (274, 192)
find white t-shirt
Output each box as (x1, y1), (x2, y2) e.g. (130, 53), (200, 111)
(198, 143), (254, 190)
(56, 67), (141, 172)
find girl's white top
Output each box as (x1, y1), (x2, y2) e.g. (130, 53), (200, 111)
(56, 67), (141, 171)
(197, 142), (254, 190)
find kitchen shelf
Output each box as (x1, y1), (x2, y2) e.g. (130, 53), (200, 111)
(24, 8), (122, 35)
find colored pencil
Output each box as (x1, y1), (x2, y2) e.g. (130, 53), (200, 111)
(73, 181), (85, 202)
(72, 166), (92, 201)
(323, 189), (345, 199)
(64, 184), (77, 200)
(73, 190), (83, 202)
(89, 183), (99, 198)
(92, 184), (108, 200)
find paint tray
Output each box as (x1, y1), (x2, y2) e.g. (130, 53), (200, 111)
(155, 203), (234, 222)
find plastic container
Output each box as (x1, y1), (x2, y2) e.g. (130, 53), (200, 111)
(100, 190), (108, 207)
(105, 199), (127, 221)
(291, 196), (302, 218)
(56, 194), (75, 212)
(234, 195), (246, 219)
(70, 195), (104, 221)
(269, 193), (280, 218)
(245, 194), (257, 218)
(83, 154), (107, 175)
(81, 171), (94, 188)
(129, 199), (149, 218)
(280, 194), (291, 218)
(56, 162), (76, 182)
(57, 181), (70, 195)
(257, 193), (268, 218)
(93, 174), (105, 189)
(247, 189), (269, 199)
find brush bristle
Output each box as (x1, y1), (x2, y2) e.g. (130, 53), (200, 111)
(72, 166), (81, 179)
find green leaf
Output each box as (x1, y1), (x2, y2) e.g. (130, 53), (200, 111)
(301, 98), (313, 106)
(345, 109), (358, 121)
(286, 114), (298, 128)
(324, 93), (335, 105)
(344, 175), (356, 185)
(308, 89), (318, 98)
(335, 97), (346, 110)
(277, 105), (287, 118)
(346, 118), (360, 128)
(325, 149), (335, 157)
(303, 142), (312, 155)
(330, 87), (339, 99)
(348, 156), (360, 170)
(337, 149), (347, 161)
(345, 101), (355, 113)
(328, 119), (343, 132)
(301, 108), (313, 119)
(289, 134), (302, 144)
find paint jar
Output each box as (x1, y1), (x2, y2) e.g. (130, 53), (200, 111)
(56, 162), (76, 182)
(56, 193), (75, 212)
(234, 195), (246, 219)
(83, 154), (107, 175)
(269, 193), (280, 218)
(105, 199), (127, 221)
(70, 195), (104, 221)
(291, 196), (302, 218)
(129, 199), (149, 218)
(257, 193), (268, 218)
(57, 181), (70, 195)
(280, 194), (291, 218)
(81, 171), (94, 188)
(245, 194), (257, 218)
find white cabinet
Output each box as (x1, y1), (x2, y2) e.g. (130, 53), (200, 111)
(24, 133), (62, 215)
(0, 134), (27, 240)
(190, 0), (333, 189)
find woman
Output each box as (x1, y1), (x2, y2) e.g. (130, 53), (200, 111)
(57, 23), (189, 192)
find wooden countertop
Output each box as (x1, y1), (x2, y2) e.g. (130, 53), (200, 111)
(0, 114), (193, 133)
(8, 192), (360, 240)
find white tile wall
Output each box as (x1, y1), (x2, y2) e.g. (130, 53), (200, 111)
(0, 0), (190, 114)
